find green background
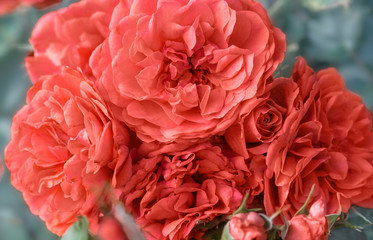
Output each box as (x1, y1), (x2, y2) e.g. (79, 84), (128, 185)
(0, 0), (372, 239)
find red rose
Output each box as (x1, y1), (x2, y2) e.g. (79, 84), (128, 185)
(263, 58), (373, 219)
(229, 212), (267, 240)
(5, 68), (131, 235)
(285, 200), (328, 240)
(225, 75), (304, 157)
(121, 141), (265, 240)
(90, 0), (286, 142)
(26, 0), (117, 83)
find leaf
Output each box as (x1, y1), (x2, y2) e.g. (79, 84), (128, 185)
(327, 213), (342, 232)
(306, 6), (367, 62)
(61, 216), (90, 240)
(326, 194), (342, 232)
(301, 0), (350, 11)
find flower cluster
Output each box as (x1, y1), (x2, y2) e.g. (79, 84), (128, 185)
(3, 0), (373, 239)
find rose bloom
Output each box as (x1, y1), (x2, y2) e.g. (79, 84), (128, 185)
(25, 0), (118, 83)
(90, 0), (286, 142)
(263, 58), (373, 219)
(0, 0), (60, 15)
(229, 212), (267, 240)
(98, 216), (128, 240)
(121, 141), (266, 240)
(5, 68), (131, 235)
(225, 73), (309, 157)
(285, 200), (328, 240)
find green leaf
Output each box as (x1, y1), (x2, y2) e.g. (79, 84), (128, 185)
(326, 197), (342, 232)
(301, 0), (350, 11)
(61, 216), (90, 240)
(327, 213), (342, 232)
(306, 7), (367, 62)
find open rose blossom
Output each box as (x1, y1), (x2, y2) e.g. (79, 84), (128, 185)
(225, 73), (312, 157)
(0, 0), (61, 15)
(285, 200), (328, 240)
(263, 58), (373, 219)
(25, 0), (118, 83)
(5, 68), (131, 235)
(121, 141), (266, 240)
(90, 0), (286, 142)
(229, 212), (267, 240)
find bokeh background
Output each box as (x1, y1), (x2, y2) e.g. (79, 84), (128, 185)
(0, 0), (372, 239)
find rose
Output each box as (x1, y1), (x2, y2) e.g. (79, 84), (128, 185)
(229, 212), (267, 240)
(121, 141), (265, 240)
(263, 58), (373, 219)
(0, 0), (61, 15)
(98, 216), (128, 240)
(5, 68), (131, 235)
(25, 0), (117, 83)
(225, 75), (304, 157)
(285, 200), (328, 240)
(90, 0), (286, 143)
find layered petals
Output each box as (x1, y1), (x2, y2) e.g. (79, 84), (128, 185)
(90, 0), (286, 142)
(5, 68), (131, 235)
(26, 0), (118, 83)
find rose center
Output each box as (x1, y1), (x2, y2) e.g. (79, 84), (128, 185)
(161, 47), (211, 89)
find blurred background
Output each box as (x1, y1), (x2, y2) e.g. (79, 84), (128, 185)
(0, 0), (372, 239)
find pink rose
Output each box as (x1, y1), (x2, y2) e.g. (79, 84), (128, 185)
(121, 141), (265, 240)
(229, 212), (267, 240)
(263, 58), (373, 219)
(26, 0), (117, 83)
(5, 68), (131, 235)
(98, 216), (128, 240)
(90, 0), (286, 142)
(0, 0), (60, 15)
(285, 200), (328, 240)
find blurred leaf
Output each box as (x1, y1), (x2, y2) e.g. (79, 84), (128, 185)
(301, 0), (350, 11)
(0, 209), (30, 240)
(61, 216), (90, 240)
(306, 6), (366, 62)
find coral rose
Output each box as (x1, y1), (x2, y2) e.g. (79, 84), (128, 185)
(0, 0), (60, 15)
(26, 0), (118, 83)
(229, 212), (267, 240)
(5, 68), (131, 235)
(263, 58), (373, 219)
(285, 200), (328, 240)
(90, 0), (286, 142)
(225, 75), (306, 157)
(121, 141), (265, 240)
